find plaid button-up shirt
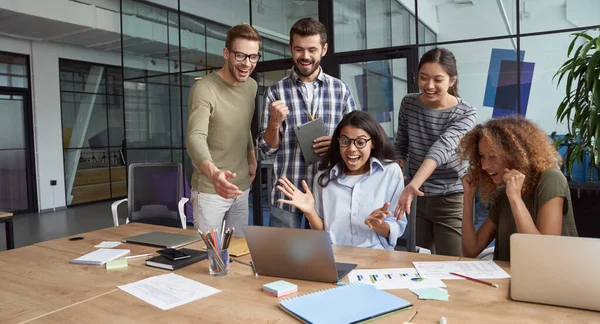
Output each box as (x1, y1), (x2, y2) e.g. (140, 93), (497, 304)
(258, 67), (357, 213)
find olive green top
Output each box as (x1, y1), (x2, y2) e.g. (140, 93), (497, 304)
(488, 168), (578, 261)
(186, 72), (257, 193)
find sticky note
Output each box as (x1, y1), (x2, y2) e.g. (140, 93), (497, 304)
(105, 259), (128, 270)
(263, 280), (297, 297)
(410, 287), (449, 301)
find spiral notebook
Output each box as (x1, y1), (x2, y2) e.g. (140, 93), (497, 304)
(70, 249), (130, 265)
(279, 283), (412, 324)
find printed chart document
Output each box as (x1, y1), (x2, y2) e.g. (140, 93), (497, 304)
(118, 273), (220, 310)
(413, 260), (511, 280)
(347, 268), (446, 290)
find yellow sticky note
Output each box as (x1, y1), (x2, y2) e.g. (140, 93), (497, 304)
(105, 259), (128, 270)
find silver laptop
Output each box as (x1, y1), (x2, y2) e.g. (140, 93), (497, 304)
(122, 231), (201, 249)
(510, 233), (600, 311)
(243, 225), (357, 283)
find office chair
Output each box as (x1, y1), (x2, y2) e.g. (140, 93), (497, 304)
(111, 162), (188, 229)
(395, 197), (417, 252)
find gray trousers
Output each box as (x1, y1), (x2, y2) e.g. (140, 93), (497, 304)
(192, 189), (249, 236)
(416, 192), (464, 257)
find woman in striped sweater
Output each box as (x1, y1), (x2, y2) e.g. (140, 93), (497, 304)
(394, 48), (477, 256)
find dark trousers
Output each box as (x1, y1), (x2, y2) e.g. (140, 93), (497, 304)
(416, 192), (464, 257)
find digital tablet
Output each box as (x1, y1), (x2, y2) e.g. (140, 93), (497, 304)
(294, 118), (327, 165)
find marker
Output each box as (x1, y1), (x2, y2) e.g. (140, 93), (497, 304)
(440, 317), (447, 324)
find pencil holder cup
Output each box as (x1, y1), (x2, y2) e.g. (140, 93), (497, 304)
(208, 248), (230, 276)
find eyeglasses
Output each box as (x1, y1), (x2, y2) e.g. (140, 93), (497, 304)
(338, 136), (372, 149)
(228, 48), (261, 63)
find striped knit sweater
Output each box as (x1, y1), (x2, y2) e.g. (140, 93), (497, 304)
(394, 93), (477, 196)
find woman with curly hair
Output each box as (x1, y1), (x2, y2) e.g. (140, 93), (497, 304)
(458, 116), (578, 261)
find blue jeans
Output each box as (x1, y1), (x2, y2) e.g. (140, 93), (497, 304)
(269, 206), (305, 228)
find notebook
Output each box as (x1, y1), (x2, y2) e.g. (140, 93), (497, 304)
(70, 249), (130, 265)
(146, 248), (207, 271)
(279, 283), (412, 324)
(122, 231), (201, 248)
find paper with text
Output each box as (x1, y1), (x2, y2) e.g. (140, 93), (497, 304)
(347, 268), (446, 290)
(413, 260), (510, 280)
(118, 273), (220, 310)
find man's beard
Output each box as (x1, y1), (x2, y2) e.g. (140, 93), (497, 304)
(295, 58), (321, 77)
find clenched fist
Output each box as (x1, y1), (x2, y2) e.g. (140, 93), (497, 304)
(269, 100), (289, 126)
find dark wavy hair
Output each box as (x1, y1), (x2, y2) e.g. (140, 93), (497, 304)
(457, 115), (561, 203)
(317, 111), (395, 187)
(290, 17), (327, 46)
(419, 47), (459, 97)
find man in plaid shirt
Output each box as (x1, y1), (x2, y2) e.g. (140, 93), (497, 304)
(258, 18), (357, 228)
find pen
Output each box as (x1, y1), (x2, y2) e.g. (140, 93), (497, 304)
(230, 258), (258, 277)
(124, 253), (152, 259)
(404, 310), (418, 324)
(220, 220), (226, 248)
(450, 272), (499, 288)
(249, 261), (258, 278)
(231, 258), (252, 267)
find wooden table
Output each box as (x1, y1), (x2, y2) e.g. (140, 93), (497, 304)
(1, 223), (598, 323)
(0, 211), (14, 249)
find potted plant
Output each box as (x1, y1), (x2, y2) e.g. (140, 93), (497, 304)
(554, 28), (600, 239)
(554, 27), (600, 182)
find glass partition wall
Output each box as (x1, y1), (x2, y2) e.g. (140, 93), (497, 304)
(115, 0), (600, 226)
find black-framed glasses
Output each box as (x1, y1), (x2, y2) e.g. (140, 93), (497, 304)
(338, 136), (372, 149)
(228, 48), (261, 63)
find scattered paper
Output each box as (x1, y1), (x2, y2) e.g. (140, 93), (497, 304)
(348, 268), (446, 290)
(410, 287), (449, 301)
(94, 241), (122, 248)
(413, 260), (510, 280)
(118, 273), (220, 310)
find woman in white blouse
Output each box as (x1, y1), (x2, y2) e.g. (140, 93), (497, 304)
(276, 111), (407, 249)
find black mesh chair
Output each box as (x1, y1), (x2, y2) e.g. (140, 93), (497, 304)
(111, 162), (188, 229)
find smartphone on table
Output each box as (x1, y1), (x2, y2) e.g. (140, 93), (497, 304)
(156, 248), (191, 261)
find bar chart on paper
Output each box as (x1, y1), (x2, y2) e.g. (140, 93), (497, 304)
(348, 268), (446, 290)
(412, 260), (511, 280)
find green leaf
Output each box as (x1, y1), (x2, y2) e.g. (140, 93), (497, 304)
(586, 51), (600, 88)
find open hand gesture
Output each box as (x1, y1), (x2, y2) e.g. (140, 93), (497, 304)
(365, 202), (392, 229)
(394, 183), (424, 220)
(276, 177), (315, 214)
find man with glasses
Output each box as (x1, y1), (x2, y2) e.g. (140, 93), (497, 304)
(259, 18), (357, 228)
(187, 24), (262, 233)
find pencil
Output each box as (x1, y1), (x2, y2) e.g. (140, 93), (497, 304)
(450, 272), (499, 288)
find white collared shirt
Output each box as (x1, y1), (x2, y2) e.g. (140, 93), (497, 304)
(313, 158), (407, 250)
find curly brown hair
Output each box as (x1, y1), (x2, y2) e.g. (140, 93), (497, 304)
(457, 115), (561, 203)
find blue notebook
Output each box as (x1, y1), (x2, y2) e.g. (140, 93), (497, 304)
(279, 283), (412, 324)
